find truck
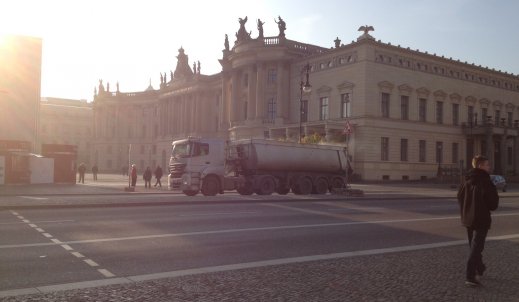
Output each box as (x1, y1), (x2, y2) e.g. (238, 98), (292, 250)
(168, 137), (348, 196)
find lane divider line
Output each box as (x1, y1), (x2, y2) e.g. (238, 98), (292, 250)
(9, 211), (116, 279)
(71, 252), (85, 258)
(84, 259), (99, 267)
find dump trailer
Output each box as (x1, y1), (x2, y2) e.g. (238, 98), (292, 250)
(169, 137), (348, 196)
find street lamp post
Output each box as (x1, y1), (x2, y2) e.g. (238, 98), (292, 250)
(299, 63), (312, 143)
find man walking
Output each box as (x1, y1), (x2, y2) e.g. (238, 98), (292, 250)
(92, 164), (99, 181)
(77, 162), (86, 184)
(154, 165), (163, 187)
(457, 155), (499, 287)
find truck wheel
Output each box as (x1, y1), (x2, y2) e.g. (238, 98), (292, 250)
(255, 176), (276, 195)
(237, 183), (254, 195)
(183, 190), (199, 196)
(201, 176), (219, 196)
(276, 187), (290, 195)
(329, 177), (345, 192)
(312, 178), (328, 194)
(296, 177), (313, 195)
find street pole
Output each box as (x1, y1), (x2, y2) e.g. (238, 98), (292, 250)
(128, 144), (131, 188)
(299, 63), (311, 143)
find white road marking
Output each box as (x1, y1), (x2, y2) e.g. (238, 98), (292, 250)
(61, 245), (74, 251)
(0, 220), (74, 225)
(2, 233), (518, 298)
(16, 216), (24, 220)
(178, 211), (259, 217)
(18, 196), (49, 200)
(71, 252), (85, 258)
(2, 211), (519, 249)
(84, 259), (99, 267)
(22, 219), (30, 223)
(28, 224), (37, 228)
(97, 269), (116, 278)
(11, 211), (18, 215)
(42, 233), (53, 238)
(51, 239), (62, 244)
(35, 228), (45, 232)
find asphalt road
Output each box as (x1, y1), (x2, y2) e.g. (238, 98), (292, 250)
(2, 193), (519, 295)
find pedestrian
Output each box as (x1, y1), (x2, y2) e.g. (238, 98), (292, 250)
(154, 165), (163, 187)
(143, 166), (152, 188)
(77, 162), (86, 184)
(130, 164), (137, 187)
(92, 164), (99, 181)
(457, 155), (499, 287)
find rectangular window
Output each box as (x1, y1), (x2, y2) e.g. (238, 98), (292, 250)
(319, 97), (329, 120)
(267, 69), (277, 85)
(244, 101), (248, 120)
(436, 141), (443, 164)
(381, 93), (390, 118)
(481, 139), (487, 156)
(452, 103), (459, 125)
(508, 146), (513, 165)
(419, 98), (427, 122)
(467, 105), (474, 126)
(495, 110), (501, 126)
(452, 143), (459, 164)
(508, 112), (513, 127)
(140, 145), (145, 154)
(381, 137), (389, 161)
(482, 108), (488, 124)
(267, 96), (276, 120)
(401, 96), (409, 120)
(341, 93), (351, 118)
(301, 100), (308, 122)
(436, 101), (443, 124)
(152, 145), (157, 155)
(419, 140), (426, 162)
(400, 139), (408, 161)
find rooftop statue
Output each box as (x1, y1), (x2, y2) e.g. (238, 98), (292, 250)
(235, 16), (251, 43)
(224, 34), (229, 51)
(357, 25), (375, 41)
(257, 19), (265, 39)
(275, 16), (286, 37)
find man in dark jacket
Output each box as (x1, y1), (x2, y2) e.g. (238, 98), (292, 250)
(457, 155), (499, 287)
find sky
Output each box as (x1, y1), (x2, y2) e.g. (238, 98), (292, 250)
(1, 0), (518, 102)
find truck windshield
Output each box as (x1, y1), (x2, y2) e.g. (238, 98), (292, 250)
(171, 142), (192, 158)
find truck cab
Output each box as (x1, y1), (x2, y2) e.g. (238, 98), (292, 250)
(168, 138), (226, 195)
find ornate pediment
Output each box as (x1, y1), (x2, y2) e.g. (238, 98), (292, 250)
(465, 96), (477, 105)
(449, 93), (462, 103)
(317, 85), (333, 95)
(416, 87), (430, 98)
(506, 102), (515, 110)
(337, 81), (355, 91)
(492, 100), (503, 109)
(479, 98), (490, 108)
(378, 81), (394, 93)
(433, 90), (447, 101)
(398, 84), (413, 95)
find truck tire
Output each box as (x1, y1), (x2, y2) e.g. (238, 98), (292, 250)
(237, 183), (254, 195)
(329, 177), (345, 192)
(255, 176), (276, 195)
(295, 177), (312, 195)
(201, 176), (219, 196)
(312, 178), (328, 194)
(183, 190), (199, 196)
(276, 187), (290, 195)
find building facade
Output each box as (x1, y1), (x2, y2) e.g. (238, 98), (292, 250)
(40, 97), (93, 166)
(92, 19), (519, 180)
(0, 35), (42, 183)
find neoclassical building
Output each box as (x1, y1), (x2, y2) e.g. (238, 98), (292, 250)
(92, 18), (519, 180)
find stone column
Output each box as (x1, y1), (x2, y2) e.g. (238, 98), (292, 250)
(500, 133), (507, 175)
(514, 136), (519, 175)
(247, 65), (257, 121)
(230, 72), (240, 124)
(276, 62), (284, 120)
(255, 63), (265, 121)
(221, 75), (229, 129)
(485, 127), (494, 171)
